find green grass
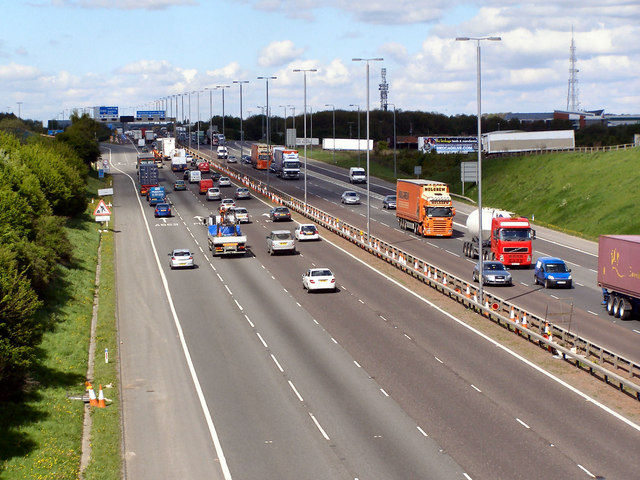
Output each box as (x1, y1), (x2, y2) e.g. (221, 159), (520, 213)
(0, 171), (121, 479)
(308, 146), (640, 241)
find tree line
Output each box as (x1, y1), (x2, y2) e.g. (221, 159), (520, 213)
(0, 114), (103, 399)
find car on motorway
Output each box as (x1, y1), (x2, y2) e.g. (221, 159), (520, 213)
(173, 180), (187, 191)
(294, 224), (319, 241)
(472, 260), (512, 286)
(219, 198), (236, 213)
(382, 195), (397, 209)
(341, 191), (361, 205)
(302, 268), (337, 293)
(266, 230), (296, 255)
(232, 207), (250, 223)
(210, 171), (221, 182)
(206, 187), (222, 201)
(227, 155), (238, 163)
(534, 257), (572, 288)
(218, 176), (232, 187)
(242, 154), (252, 164)
(154, 203), (171, 218)
(168, 249), (194, 269)
(269, 206), (292, 222)
(234, 187), (251, 200)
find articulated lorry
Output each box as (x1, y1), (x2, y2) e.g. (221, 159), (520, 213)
(207, 211), (247, 256)
(396, 179), (455, 237)
(251, 143), (271, 170)
(463, 208), (535, 266)
(271, 147), (300, 179)
(138, 162), (159, 196)
(598, 235), (640, 319)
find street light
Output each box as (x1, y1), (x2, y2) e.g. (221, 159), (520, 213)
(349, 104), (361, 167)
(325, 104), (336, 164)
(455, 36), (501, 304)
(388, 103), (397, 178)
(257, 76), (277, 189)
(17, 101), (23, 119)
(293, 68), (318, 209)
(205, 87), (215, 151)
(352, 57), (384, 241)
(287, 105), (295, 146)
(233, 80), (250, 163)
(216, 85), (230, 136)
(196, 90), (201, 150)
(279, 105), (287, 144)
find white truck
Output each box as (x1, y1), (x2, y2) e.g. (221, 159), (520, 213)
(349, 167), (366, 184)
(171, 155), (187, 172)
(137, 138), (145, 148)
(217, 146), (229, 160)
(272, 147), (300, 179)
(207, 212), (247, 256)
(145, 130), (155, 142)
(159, 137), (175, 160)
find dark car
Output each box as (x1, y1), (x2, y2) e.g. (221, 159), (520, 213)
(183, 169), (192, 180)
(154, 203), (172, 218)
(242, 155), (252, 164)
(472, 260), (512, 286)
(269, 206), (292, 222)
(173, 180), (187, 191)
(382, 195), (397, 209)
(211, 171), (221, 182)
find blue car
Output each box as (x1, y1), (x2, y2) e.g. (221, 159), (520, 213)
(154, 203), (171, 218)
(533, 257), (572, 288)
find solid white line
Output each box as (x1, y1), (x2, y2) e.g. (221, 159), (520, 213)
(271, 354), (284, 372)
(289, 381), (304, 402)
(111, 162), (233, 479)
(516, 418), (530, 429)
(309, 413), (331, 440)
(471, 384), (482, 393)
(256, 332), (268, 348)
(577, 464), (596, 478)
(318, 233), (640, 434)
(416, 426), (428, 437)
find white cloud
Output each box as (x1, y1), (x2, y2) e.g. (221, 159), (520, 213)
(0, 62), (40, 80)
(258, 40), (305, 68)
(379, 42), (409, 64)
(48, 0), (197, 10)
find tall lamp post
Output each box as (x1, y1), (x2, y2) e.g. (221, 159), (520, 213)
(257, 76), (277, 187)
(287, 105), (295, 147)
(293, 68), (317, 209)
(349, 104), (361, 167)
(196, 90), (201, 150)
(17, 101), (23, 119)
(187, 92), (193, 149)
(216, 85), (230, 136)
(279, 105), (287, 144)
(352, 57), (384, 241)
(388, 102), (397, 178)
(455, 35), (501, 304)
(325, 103), (336, 164)
(233, 80), (250, 164)
(205, 87), (215, 151)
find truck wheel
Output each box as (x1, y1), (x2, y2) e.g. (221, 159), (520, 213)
(619, 298), (631, 320)
(606, 295), (616, 315)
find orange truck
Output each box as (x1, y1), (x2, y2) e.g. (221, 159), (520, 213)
(396, 179), (455, 237)
(251, 143), (271, 170)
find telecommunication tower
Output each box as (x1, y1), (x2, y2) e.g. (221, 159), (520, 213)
(379, 68), (389, 111)
(566, 27), (580, 111)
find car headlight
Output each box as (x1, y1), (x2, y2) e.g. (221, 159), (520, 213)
(548, 275), (555, 280)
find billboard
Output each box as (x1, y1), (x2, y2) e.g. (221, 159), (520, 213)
(99, 106), (119, 116)
(418, 136), (477, 154)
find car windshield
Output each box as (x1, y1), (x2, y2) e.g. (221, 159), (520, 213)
(546, 263), (568, 273)
(498, 228), (531, 241)
(301, 226), (316, 232)
(274, 233), (292, 240)
(386, 196), (396, 201)
(312, 270), (332, 276)
(484, 262), (504, 271)
(174, 251), (190, 257)
(426, 206), (453, 217)
(235, 209), (247, 214)
(345, 192), (357, 197)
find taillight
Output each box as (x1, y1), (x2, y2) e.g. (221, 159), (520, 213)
(331, 279), (335, 283)
(309, 279), (315, 284)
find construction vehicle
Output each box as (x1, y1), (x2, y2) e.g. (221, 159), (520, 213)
(207, 211), (247, 256)
(396, 179), (455, 237)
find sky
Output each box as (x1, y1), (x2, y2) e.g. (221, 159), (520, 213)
(1, 0), (639, 123)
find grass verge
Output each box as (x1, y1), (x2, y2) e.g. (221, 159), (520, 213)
(0, 171), (121, 479)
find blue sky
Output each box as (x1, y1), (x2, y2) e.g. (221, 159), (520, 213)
(2, 0), (639, 123)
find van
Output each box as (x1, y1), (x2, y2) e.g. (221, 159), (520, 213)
(349, 167), (366, 184)
(199, 178), (214, 194)
(534, 257), (572, 288)
(188, 170), (201, 183)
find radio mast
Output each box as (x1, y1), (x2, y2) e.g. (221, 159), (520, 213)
(566, 27), (580, 111)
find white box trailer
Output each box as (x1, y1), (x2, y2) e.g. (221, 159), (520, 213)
(322, 138), (373, 151)
(483, 130), (575, 154)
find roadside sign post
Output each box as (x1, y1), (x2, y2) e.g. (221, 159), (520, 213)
(93, 199), (111, 230)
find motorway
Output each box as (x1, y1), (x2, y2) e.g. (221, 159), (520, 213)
(109, 142), (640, 479)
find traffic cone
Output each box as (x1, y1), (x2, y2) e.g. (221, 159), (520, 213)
(521, 314), (528, 329)
(87, 382), (98, 407)
(510, 306), (516, 320)
(465, 285), (471, 298)
(97, 384), (106, 408)
(442, 275), (447, 286)
(433, 270), (438, 282)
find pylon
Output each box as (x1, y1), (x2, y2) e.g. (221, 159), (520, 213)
(442, 275), (447, 286)
(473, 292), (478, 303)
(427, 269), (432, 279)
(465, 285), (471, 298)
(433, 270), (438, 282)
(510, 306), (515, 320)
(87, 382), (98, 407)
(521, 314), (528, 329)
(97, 384), (106, 408)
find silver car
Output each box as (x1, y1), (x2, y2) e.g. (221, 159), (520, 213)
(472, 260), (512, 286)
(169, 249), (195, 269)
(206, 187), (221, 201)
(341, 191), (360, 204)
(218, 176), (232, 187)
(234, 187), (251, 199)
(266, 230), (296, 255)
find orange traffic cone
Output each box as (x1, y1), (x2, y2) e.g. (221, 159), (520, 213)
(87, 382), (98, 407)
(521, 313), (528, 329)
(465, 285), (471, 298)
(97, 384), (106, 408)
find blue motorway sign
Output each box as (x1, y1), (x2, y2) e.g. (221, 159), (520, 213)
(136, 110), (165, 117)
(99, 106), (119, 116)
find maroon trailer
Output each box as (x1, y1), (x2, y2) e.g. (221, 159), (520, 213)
(598, 235), (640, 319)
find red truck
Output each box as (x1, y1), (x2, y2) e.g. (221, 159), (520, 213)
(396, 179), (455, 237)
(463, 208), (535, 266)
(598, 235), (640, 319)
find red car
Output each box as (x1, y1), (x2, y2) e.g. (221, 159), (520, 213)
(197, 161), (210, 173)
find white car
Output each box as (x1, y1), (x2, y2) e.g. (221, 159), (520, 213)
(206, 187), (221, 201)
(234, 187), (251, 199)
(302, 268), (337, 293)
(218, 176), (232, 187)
(232, 207), (250, 223)
(294, 224), (319, 241)
(169, 249), (194, 269)
(219, 198), (236, 213)
(341, 191), (360, 204)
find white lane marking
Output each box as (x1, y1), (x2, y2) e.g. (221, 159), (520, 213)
(588, 311), (599, 316)
(471, 384), (482, 393)
(309, 413), (331, 440)
(380, 388), (390, 397)
(379, 315), (388, 321)
(577, 464), (596, 478)
(417, 426), (428, 437)
(256, 332), (268, 348)
(289, 381), (304, 402)
(404, 334), (412, 340)
(245, 315), (254, 328)
(353, 360), (361, 368)
(434, 356), (444, 364)
(358, 299), (365, 304)
(516, 418), (530, 429)
(271, 354), (284, 372)
(331, 337), (338, 344)
(317, 233), (640, 434)
(446, 250), (461, 257)
(463, 473), (473, 480)
(633, 329), (640, 335)
(216, 273), (223, 282)
(234, 299), (243, 311)
(224, 284), (232, 295)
